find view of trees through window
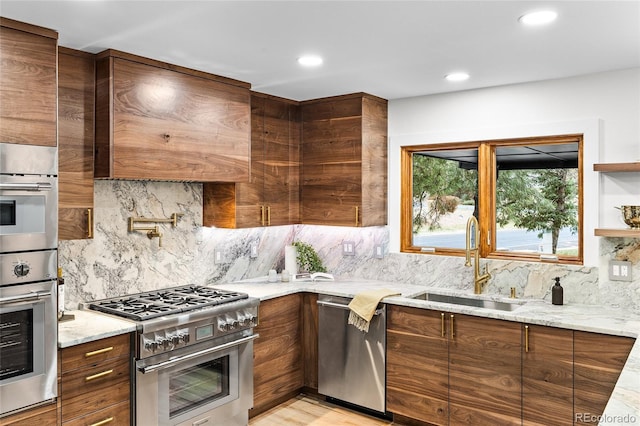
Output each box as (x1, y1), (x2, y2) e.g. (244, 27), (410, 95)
(409, 140), (580, 260)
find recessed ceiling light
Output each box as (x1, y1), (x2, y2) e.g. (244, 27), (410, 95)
(519, 10), (558, 26)
(298, 55), (323, 67)
(445, 72), (470, 82)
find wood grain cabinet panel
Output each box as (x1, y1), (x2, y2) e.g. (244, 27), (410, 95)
(522, 325), (574, 426)
(204, 92), (300, 228)
(0, 401), (57, 426)
(94, 50), (251, 182)
(574, 331), (634, 424)
(301, 93), (387, 227)
(0, 18), (57, 147)
(251, 294), (303, 416)
(58, 46), (95, 240)
(302, 293), (318, 391)
(387, 306), (449, 426)
(59, 333), (132, 425)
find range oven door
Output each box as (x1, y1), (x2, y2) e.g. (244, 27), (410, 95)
(136, 334), (257, 426)
(0, 280), (57, 415)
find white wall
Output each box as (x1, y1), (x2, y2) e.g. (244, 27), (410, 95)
(387, 68), (640, 266)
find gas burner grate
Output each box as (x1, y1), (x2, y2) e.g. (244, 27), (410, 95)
(87, 285), (249, 321)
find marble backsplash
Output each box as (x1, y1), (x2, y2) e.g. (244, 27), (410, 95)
(58, 181), (640, 311)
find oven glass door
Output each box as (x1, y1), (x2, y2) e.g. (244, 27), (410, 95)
(0, 195), (46, 235)
(157, 345), (239, 424)
(0, 302), (45, 383)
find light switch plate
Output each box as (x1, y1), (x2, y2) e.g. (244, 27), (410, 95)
(214, 249), (225, 264)
(249, 242), (258, 258)
(609, 260), (632, 281)
(342, 241), (355, 256)
(374, 244), (384, 259)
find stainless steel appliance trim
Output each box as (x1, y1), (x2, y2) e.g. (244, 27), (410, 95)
(0, 291), (52, 305)
(139, 334), (258, 374)
(0, 183), (53, 191)
(316, 299), (384, 316)
(0, 143), (57, 176)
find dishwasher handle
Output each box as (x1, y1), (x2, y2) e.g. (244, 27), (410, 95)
(316, 299), (384, 316)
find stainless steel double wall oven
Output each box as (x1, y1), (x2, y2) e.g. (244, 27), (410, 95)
(0, 143), (58, 416)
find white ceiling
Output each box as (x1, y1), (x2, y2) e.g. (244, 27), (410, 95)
(1, 1), (639, 101)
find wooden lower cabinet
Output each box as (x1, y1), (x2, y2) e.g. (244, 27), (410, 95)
(251, 294), (304, 416)
(523, 325), (574, 426)
(387, 306), (449, 425)
(0, 402), (57, 426)
(574, 331), (634, 425)
(59, 333), (132, 425)
(448, 314), (522, 425)
(302, 293), (319, 391)
(387, 307), (522, 425)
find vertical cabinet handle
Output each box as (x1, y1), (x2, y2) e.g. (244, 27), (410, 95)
(355, 206), (360, 227)
(260, 205), (266, 226)
(450, 314), (455, 338)
(267, 206), (271, 226)
(87, 208), (93, 238)
(525, 325), (530, 352)
(441, 312), (445, 337)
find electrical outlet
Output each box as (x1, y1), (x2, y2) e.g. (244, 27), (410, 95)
(249, 242), (258, 258)
(214, 249), (225, 264)
(609, 260), (632, 281)
(374, 244), (384, 259)
(342, 240), (355, 256)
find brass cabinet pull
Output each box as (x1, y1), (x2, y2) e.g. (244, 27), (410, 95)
(85, 346), (113, 358)
(90, 417), (114, 426)
(260, 205), (265, 226)
(450, 314), (455, 338)
(355, 206), (360, 227)
(87, 208), (93, 238)
(441, 312), (445, 337)
(267, 206), (271, 226)
(525, 325), (530, 352)
(85, 369), (114, 382)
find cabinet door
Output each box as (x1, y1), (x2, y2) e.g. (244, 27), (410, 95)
(448, 314), (522, 425)
(0, 401), (57, 426)
(0, 19), (57, 147)
(387, 306), (449, 425)
(302, 293), (319, 390)
(523, 325), (574, 426)
(574, 331), (634, 424)
(251, 294), (303, 416)
(58, 47), (95, 240)
(95, 56), (250, 182)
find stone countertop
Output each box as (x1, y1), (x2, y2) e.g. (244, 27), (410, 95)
(58, 309), (137, 348)
(212, 277), (640, 425)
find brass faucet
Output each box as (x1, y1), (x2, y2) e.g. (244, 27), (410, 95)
(465, 215), (490, 294)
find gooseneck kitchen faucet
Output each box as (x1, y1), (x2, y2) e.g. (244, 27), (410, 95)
(465, 215), (491, 294)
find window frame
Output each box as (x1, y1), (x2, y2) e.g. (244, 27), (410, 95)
(400, 134), (584, 265)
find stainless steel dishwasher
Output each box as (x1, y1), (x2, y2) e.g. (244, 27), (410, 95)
(317, 294), (386, 414)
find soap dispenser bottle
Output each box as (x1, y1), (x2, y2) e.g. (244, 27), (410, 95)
(552, 277), (563, 305)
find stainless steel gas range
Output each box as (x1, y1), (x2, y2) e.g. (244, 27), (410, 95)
(87, 285), (260, 426)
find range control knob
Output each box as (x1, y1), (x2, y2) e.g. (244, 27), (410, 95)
(14, 263), (30, 277)
(145, 341), (158, 352)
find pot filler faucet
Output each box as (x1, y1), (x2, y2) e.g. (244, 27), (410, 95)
(465, 215), (491, 294)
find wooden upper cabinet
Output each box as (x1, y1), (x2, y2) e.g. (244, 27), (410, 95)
(58, 47), (95, 240)
(0, 17), (57, 146)
(204, 92), (300, 228)
(301, 93), (387, 227)
(94, 50), (251, 182)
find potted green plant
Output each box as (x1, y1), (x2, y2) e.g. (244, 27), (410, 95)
(292, 241), (327, 273)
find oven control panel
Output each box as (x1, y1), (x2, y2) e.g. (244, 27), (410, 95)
(139, 305), (259, 357)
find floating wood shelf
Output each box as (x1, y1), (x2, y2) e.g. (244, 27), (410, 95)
(594, 228), (640, 238)
(593, 162), (640, 172)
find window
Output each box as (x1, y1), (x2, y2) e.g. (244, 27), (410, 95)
(401, 135), (582, 264)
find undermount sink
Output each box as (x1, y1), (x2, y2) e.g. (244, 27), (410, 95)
(411, 292), (524, 311)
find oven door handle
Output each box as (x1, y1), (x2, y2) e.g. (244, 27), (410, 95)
(0, 182), (53, 191)
(0, 291), (51, 306)
(138, 334), (259, 374)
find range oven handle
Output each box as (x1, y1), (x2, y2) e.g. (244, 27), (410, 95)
(0, 291), (52, 306)
(138, 333), (259, 374)
(317, 300), (384, 316)
(0, 182), (53, 191)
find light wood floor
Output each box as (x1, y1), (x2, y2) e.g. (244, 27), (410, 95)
(249, 395), (396, 426)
